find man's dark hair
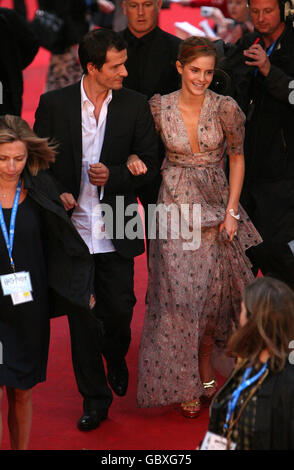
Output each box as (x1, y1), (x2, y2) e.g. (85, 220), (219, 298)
(78, 28), (127, 74)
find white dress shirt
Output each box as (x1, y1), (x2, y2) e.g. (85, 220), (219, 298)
(71, 76), (116, 254)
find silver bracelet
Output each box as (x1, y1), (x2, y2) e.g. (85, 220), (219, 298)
(228, 208), (240, 221)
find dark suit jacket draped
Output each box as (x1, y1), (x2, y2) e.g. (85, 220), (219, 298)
(34, 82), (158, 259)
(23, 168), (94, 318)
(37, 0), (90, 53)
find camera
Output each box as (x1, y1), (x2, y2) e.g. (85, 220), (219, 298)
(200, 6), (215, 17)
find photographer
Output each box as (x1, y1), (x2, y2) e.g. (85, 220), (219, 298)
(222, 0), (294, 289)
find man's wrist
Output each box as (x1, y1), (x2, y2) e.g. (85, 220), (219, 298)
(260, 61), (271, 77)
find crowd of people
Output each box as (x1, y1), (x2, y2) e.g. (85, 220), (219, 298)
(0, 0), (294, 451)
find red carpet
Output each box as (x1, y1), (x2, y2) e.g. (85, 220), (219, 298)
(1, 0), (213, 451)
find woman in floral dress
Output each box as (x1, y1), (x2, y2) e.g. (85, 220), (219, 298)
(128, 36), (262, 417)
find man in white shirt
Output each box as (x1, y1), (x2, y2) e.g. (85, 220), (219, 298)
(34, 28), (158, 431)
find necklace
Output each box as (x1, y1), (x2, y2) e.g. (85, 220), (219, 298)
(0, 190), (11, 198)
(0, 190), (13, 198)
(0, 183), (21, 199)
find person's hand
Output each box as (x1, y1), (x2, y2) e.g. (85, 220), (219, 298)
(127, 154), (147, 176)
(97, 0), (115, 14)
(216, 23), (228, 39)
(243, 44), (271, 76)
(89, 294), (96, 310)
(88, 163), (110, 186)
(219, 213), (238, 242)
(60, 192), (78, 211)
(160, 157), (168, 171)
(211, 7), (226, 26)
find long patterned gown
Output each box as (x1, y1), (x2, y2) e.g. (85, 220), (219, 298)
(137, 89), (262, 408)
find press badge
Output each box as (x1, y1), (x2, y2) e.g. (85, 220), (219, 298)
(200, 431), (236, 450)
(10, 291), (33, 305)
(0, 271), (33, 305)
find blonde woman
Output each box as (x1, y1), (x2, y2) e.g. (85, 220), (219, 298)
(0, 115), (94, 449)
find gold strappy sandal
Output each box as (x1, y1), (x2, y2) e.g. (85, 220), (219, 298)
(180, 399), (201, 418)
(201, 379), (218, 407)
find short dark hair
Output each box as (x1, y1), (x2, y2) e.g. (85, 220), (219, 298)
(78, 28), (127, 74)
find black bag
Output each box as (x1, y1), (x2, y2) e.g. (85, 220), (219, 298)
(31, 10), (64, 52)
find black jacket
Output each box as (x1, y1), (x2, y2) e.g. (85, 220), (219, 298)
(37, 0), (91, 53)
(209, 361), (294, 450)
(23, 168), (94, 318)
(120, 26), (181, 100)
(253, 362), (294, 450)
(34, 82), (159, 259)
(0, 8), (39, 115)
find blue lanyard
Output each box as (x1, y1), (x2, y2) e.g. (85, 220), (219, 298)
(254, 40), (277, 76)
(224, 362), (268, 431)
(0, 179), (22, 272)
(266, 40), (277, 56)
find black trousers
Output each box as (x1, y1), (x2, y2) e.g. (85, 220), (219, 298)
(242, 178), (294, 289)
(137, 173), (162, 259)
(13, 0), (27, 18)
(138, 139), (164, 258)
(68, 251), (136, 413)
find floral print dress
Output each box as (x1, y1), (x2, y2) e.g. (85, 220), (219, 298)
(137, 89), (262, 408)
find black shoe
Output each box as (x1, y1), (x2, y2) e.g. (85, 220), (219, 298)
(77, 410), (108, 431)
(107, 359), (129, 397)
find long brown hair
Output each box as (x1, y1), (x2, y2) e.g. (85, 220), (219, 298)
(0, 115), (56, 176)
(227, 277), (294, 372)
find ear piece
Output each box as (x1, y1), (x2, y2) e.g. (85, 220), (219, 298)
(247, 0), (291, 22)
(279, 0), (287, 21)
